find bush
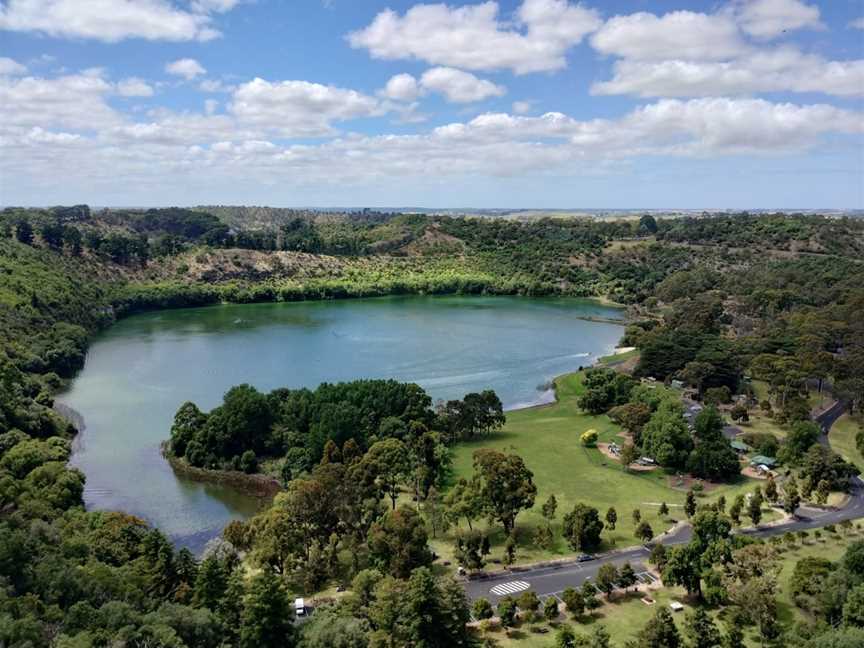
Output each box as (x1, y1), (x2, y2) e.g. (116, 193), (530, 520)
(580, 429), (598, 447)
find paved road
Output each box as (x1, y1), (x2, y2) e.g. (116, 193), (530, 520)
(463, 400), (863, 603)
(816, 399), (848, 436)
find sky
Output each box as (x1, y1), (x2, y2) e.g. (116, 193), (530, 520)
(0, 0), (862, 209)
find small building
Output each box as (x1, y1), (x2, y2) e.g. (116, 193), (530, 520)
(669, 601), (685, 612)
(671, 380), (684, 389)
(731, 440), (751, 454)
(749, 455), (778, 468)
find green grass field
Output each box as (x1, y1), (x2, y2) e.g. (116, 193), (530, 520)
(431, 372), (777, 566)
(474, 529), (863, 648)
(829, 414), (864, 472)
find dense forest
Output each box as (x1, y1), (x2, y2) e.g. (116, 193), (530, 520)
(1, 205), (863, 646)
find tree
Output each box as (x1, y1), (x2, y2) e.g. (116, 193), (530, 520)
(632, 508), (642, 525)
(780, 421), (821, 465)
(15, 219), (34, 245)
(639, 214), (658, 235)
(642, 401), (694, 469)
(473, 597), (493, 620)
(562, 503), (605, 551)
(783, 480), (801, 517)
(194, 555), (227, 610)
(300, 605), (370, 648)
(748, 489), (763, 526)
(729, 495), (744, 525)
(650, 544), (669, 572)
(685, 490), (697, 519)
(637, 607), (681, 648)
(684, 608), (721, 648)
(679, 361), (715, 399)
(534, 524), (554, 551)
(605, 507), (618, 530)
(555, 624), (580, 648)
(453, 529), (489, 570)
(595, 563), (619, 598)
(582, 581), (600, 610)
(239, 572), (295, 648)
(542, 494), (558, 521)
(620, 443), (638, 471)
(619, 562), (638, 591)
(517, 590), (541, 620)
(544, 595), (560, 623)
(815, 479), (831, 506)
(368, 506), (432, 579)
(663, 545), (703, 598)
(636, 521), (655, 543)
(589, 625), (611, 648)
(842, 583), (864, 628)
(561, 587), (584, 617)
(659, 502), (669, 518)
(444, 477), (484, 531)
(472, 449), (537, 535)
(764, 475), (778, 502)
(686, 407), (740, 481)
(503, 533), (517, 566)
(363, 438), (410, 510)
(497, 596), (516, 629)
(730, 403), (749, 423)
(609, 402), (652, 443)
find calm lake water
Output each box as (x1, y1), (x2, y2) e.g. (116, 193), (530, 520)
(62, 296), (624, 552)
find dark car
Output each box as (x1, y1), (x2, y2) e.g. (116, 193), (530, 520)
(576, 554), (595, 562)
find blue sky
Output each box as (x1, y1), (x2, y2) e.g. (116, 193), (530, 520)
(1, 0), (862, 208)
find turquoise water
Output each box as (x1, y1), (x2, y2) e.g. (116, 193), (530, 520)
(62, 296), (624, 552)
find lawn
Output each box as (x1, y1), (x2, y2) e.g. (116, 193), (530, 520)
(828, 414), (864, 471)
(474, 529), (864, 648)
(431, 372), (776, 567)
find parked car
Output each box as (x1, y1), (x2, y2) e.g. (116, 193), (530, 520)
(576, 554), (595, 562)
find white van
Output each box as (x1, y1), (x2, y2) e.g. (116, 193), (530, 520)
(294, 598), (305, 617)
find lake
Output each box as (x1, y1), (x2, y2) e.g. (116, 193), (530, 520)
(62, 295), (625, 552)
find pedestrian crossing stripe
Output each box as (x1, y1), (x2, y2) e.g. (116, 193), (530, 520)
(490, 581), (530, 596)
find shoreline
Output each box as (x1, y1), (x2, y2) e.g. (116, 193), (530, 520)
(160, 443), (282, 500)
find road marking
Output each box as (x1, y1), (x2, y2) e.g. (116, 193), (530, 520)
(490, 581), (530, 596)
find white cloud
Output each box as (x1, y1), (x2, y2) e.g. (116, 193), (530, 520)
(0, 0), (221, 42)
(166, 58), (207, 80)
(419, 67), (505, 103)
(0, 72), (121, 131)
(591, 11), (746, 61)
(191, 0), (241, 13)
(512, 100), (533, 114)
(204, 99), (218, 115)
(593, 49), (864, 98)
(199, 78), (233, 93)
(2, 95), (860, 203)
(229, 78), (385, 136)
(850, 17), (864, 30)
(735, 0), (822, 39)
(589, 5), (860, 99)
(381, 73), (420, 101)
(0, 57), (27, 75)
(348, 0), (601, 74)
(117, 77), (154, 97)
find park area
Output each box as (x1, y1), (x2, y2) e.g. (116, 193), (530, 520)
(430, 370), (778, 567)
(470, 527), (862, 648)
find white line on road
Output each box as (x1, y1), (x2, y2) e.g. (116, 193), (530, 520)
(490, 581), (530, 596)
